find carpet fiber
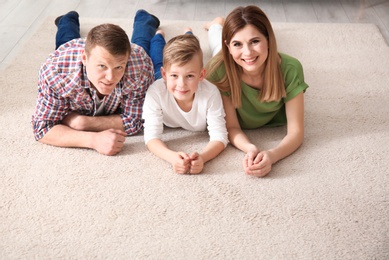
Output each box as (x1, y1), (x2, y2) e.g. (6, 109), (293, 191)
(0, 17), (388, 259)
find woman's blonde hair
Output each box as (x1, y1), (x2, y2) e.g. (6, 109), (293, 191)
(163, 34), (203, 70)
(206, 5), (285, 108)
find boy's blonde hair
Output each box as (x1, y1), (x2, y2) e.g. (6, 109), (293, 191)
(163, 34), (203, 70)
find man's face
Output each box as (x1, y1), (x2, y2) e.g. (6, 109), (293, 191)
(82, 45), (128, 98)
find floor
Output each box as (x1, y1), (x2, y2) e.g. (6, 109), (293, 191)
(1, 0), (388, 70)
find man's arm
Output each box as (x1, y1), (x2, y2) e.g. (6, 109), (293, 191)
(120, 44), (154, 135)
(62, 113), (124, 132)
(39, 124), (126, 156)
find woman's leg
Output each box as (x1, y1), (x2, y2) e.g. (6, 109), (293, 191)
(149, 31), (166, 80)
(55, 11), (80, 49)
(205, 17), (224, 57)
(131, 9), (160, 56)
(208, 24), (223, 57)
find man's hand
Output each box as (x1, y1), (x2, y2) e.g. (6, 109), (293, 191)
(91, 129), (126, 156)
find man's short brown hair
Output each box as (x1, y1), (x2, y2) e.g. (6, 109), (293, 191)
(85, 23), (131, 56)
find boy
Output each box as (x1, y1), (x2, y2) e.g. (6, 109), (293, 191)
(142, 33), (228, 174)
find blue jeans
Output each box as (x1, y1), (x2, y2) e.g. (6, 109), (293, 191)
(55, 11), (80, 49)
(55, 9), (165, 80)
(150, 34), (165, 80)
(131, 9), (164, 80)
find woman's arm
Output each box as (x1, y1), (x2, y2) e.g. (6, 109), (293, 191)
(222, 95), (259, 154)
(247, 92), (305, 177)
(268, 92), (304, 163)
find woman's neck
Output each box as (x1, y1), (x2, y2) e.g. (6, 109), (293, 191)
(241, 70), (264, 90)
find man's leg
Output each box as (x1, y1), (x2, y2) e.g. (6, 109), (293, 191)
(131, 9), (160, 55)
(55, 11), (80, 49)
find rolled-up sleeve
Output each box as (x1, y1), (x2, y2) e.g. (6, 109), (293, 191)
(120, 44), (154, 136)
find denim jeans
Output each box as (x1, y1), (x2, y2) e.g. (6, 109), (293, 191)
(55, 11), (80, 49)
(131, 9), (164, 80)
(149, 34), (165, 80)
(55, 9), (164, 80)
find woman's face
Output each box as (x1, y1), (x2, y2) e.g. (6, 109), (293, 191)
(227, 24), (269, 75)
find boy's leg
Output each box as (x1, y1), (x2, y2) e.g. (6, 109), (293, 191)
(131, 9), (160, 55)
(149, 33), (166, 80)
(55, 11), (80, 49)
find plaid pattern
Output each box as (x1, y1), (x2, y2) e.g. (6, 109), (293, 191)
(32, 38), (154, 140)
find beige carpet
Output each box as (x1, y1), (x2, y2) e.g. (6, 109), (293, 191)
(0, 17), (388, 259)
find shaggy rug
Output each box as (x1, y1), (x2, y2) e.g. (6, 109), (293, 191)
(0, 17), (388, 259)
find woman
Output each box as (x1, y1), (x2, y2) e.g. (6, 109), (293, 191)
(205, 5), (309, 177)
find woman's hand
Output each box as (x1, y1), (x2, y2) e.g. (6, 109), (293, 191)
(243, 150), (274, 177)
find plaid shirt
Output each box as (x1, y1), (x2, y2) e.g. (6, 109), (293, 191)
(32, 38), (154, 140)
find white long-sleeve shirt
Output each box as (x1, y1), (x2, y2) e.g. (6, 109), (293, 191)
(142, 78), (228, 147)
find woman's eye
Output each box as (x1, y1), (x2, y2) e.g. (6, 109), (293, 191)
(252, 39), (260, 44)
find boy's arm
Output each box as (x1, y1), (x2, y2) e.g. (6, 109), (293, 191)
(199, 140), (225, 163)
(146, 139), (191, 174)
(189, 140), (225, 174)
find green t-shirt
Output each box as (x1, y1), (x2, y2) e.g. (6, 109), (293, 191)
(207, 53), (309, 129)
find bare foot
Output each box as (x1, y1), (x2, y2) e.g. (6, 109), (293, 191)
(156, 29), (165, 38)
(184, 27), (192, 34)
(204, 17), (225, 31)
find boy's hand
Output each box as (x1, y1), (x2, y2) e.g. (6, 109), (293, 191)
(188, 152), (204, 174)
(172, 152), (191, 174)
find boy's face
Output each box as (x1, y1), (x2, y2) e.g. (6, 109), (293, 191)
(82, 45), (128, 98)
(161, 55), (205, 106)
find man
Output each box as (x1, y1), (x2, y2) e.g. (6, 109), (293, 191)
(32, 10), (160, 155)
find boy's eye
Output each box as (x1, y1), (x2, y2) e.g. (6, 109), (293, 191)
(187, 74), (195, 78)
(98, 64), (106, 69)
